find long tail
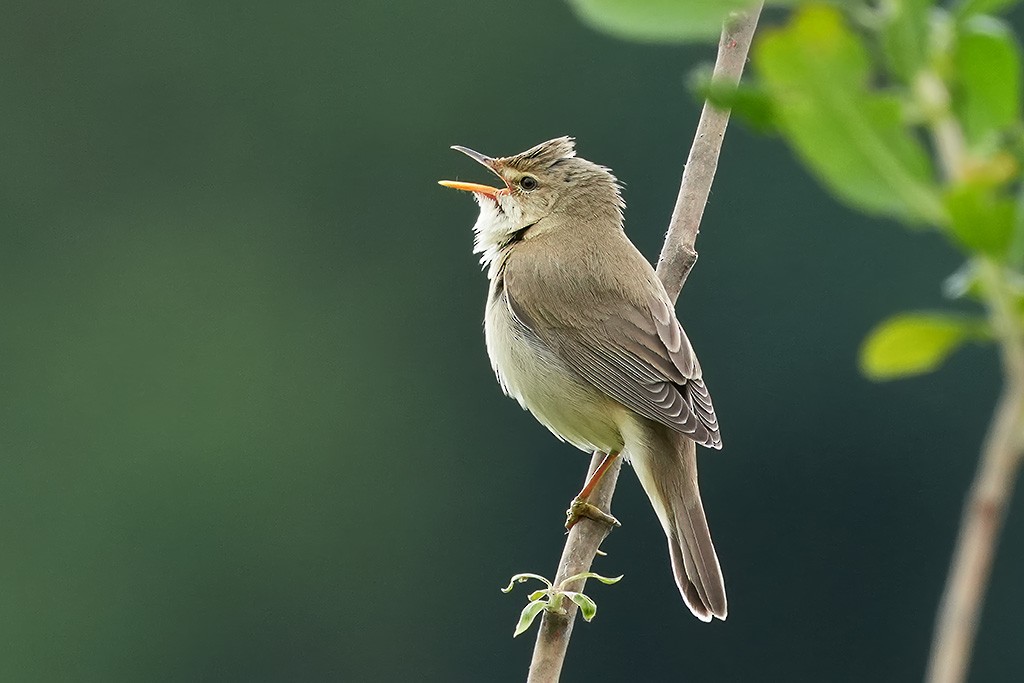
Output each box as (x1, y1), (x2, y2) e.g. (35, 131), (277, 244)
(629, 429), (727, 621)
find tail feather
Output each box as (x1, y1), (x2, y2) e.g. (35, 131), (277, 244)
(628, 428), (727, 621)
(669, 533), (714, 622)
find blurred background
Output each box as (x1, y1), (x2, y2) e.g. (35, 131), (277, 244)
(2, 1), (1022, 681)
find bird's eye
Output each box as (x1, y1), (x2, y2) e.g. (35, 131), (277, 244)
(519, 176), (539, 191)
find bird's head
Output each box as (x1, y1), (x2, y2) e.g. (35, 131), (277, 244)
(440, 137), (623, 265)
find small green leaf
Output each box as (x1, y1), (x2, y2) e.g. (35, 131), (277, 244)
(880, 0), (933, 82)
(565, 0), (762, 44)
(565, 592), (599, 622)
(953, 16), (1022, 151)
(860, 313), (986, 379)
(592, 573), (623, 585)
(501, 573), (552, 593)
(955, 0), (1023, 19)
(562, 572), (624, 586)
(513, 600), (549, 638)
(527, 589), (549, 602)
(944, 181), (1016, 257)
(755, 5), (944, 224)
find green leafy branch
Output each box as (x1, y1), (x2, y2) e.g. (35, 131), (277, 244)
(566, 1), (1024, 682)
(502, 572), (623, 637)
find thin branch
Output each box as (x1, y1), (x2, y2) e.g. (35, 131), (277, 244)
(526, 7), (763, 682)
(657, 6), (763, 299)
(922, 71), (1024, 683)
(526, 452), (623, 682)
(925, 259), (1024, 683)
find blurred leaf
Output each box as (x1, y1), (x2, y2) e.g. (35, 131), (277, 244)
(860, 313), (987, 379)
(755, 5), (944, 224)
(944, 181), (1016, 257)
(955, 0), (1022, 18)
(565, 592), (598, 621)
(943, 260), (985, 299)
(566, 0), (765, 43)
(1009, 183), (1024, 265)
(880, 0), (933, 81)
(513, 600), (548, 637)
(953, 16), (1022, 150)
(691, 68), (778, 132)
(964, 150), (1020, 185)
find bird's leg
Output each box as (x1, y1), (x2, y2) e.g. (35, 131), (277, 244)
(565, 451), (621, 530)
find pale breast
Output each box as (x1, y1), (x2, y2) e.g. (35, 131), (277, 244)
(483, 288), (626, 455)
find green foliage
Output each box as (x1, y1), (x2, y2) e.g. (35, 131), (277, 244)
(880, 0), (933, 82)
(573, 0), (1024, 381)
(566, 1), (1024, 389)
(945, 180), (1017, 256)
(749, 2), (1024, 279)
(501, 571), (623, 637)
(860, 313), (987, 379)
(757, 6), (944, 224)
(514, 600), (549, 637)
(955, 0), (1023, 19)
(566, 0), (785, 43)
(565, 591), (599, 621)
(952, 16), (1022, 151)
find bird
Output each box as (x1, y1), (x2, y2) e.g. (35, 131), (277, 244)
(439, 137), (726, 622)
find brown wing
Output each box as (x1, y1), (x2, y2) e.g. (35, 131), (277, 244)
(504, 275), (722, 449)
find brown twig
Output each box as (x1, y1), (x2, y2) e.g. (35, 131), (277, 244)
(656, 6), (763, 300)
(525, 7), (763, 682)
(525, 453), (624, 681)
(921, 73), (1024, 683)
(925, 259), (1024, 683)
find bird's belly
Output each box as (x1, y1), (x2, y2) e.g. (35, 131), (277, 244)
(484, 295), (625, 454)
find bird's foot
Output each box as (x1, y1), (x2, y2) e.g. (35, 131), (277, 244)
(565, 497), (621, 531)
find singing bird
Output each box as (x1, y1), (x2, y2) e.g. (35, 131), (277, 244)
(440, 137), (726, 621)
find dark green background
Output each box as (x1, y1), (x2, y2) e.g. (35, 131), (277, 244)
(3, 2), (1022, 681)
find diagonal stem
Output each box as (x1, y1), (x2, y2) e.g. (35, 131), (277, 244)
(526, 453), (623, 681)
(525, 7), (763, 682)
(922, 66), (1024, 683)
(925, 259), (1024, 683)
(656, 7), (762, 300)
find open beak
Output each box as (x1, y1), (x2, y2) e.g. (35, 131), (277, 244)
(438, 145), (508, 198)
(437, 179), (504, 197)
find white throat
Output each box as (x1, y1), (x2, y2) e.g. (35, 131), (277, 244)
(471, 194), (526, 277)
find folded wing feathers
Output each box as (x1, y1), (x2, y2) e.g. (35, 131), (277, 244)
(506, 283), (722, 448)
